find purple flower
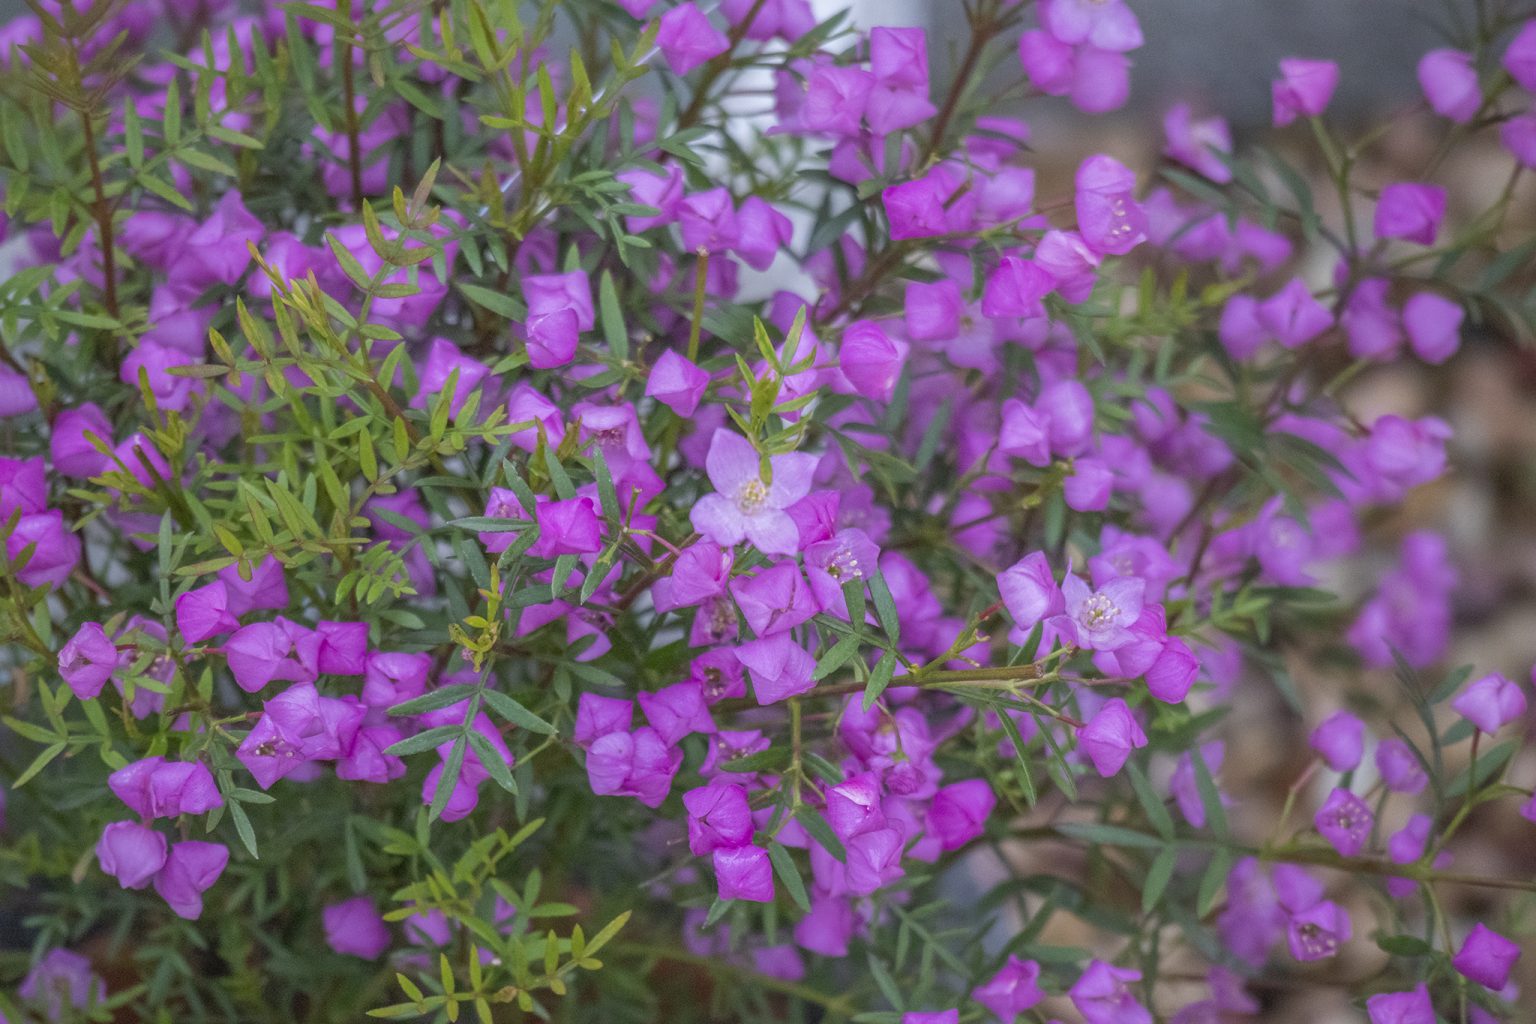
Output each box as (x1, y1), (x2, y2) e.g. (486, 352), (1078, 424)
(845, 826), (904, 894)
(1257, 277), (1332, 348)
(1315, 787), (1372, 856)
(1403, 291), (1463, 364)
(838, 320), (908, 403)
(153, 840), (228, 919)
(324, 897), (392, 958)
(1288, 899), (1350, 960)
(657, 3), (728, 76)
(904, 279), (963, 341)
(218, 555), (289, 617)
(971, 955), (1043, 1021)
(690, 429), (817, 555)
(1309, 710), (1364, 772)
(684, 781), (754, 855)
(883, 170), (951, 240)
(823, 771), (885, 841)
(534, 495), (603, 556)
(1450, 672), (1527, 733)
(1417, 49), (1480, 123)
(1502, 112), (1536, 168)
(982, 256), (1052, 320)
(7, 510), (81, 589)
(618, 165), (685, 232)
(733, 196), (794, 270)
(1375, 737), (1427, 794)
(1058, 573), (1144, 650)
(928, 779), (995, 850)
(1069, 961), (1150, 1024)
(526, 307), (580, 369)
(1272, 58), (1339, 126)
(175, 580), (241, 644)
(59, 622), (119, 700)
(794, 897), (857, 957)
(729, 562), (817, 637)
(1505, 19), (1536, 90)
(408, 338), (489, 419)
(1163, 103), (1232, 183)
(734, 633), (817, 704)
(998, 398), (1051, 466)
(585, 726), (681, 808)
(19, 949), (105, 1020)
(871, 26), (930, 89)
(1451, 923), (1521, 989)
(800, 66), (875, 136)
(574, 693), (634, 748)
(678, 187), (739, 251)
(1366, 984), (1435, 1024)
(97, 820), (169, 890)
(1064, 457), (1113, 511)
(50, 403), (113, 477)
(646, 349), (710, 417)
(997, 552), (1061, 634)
(902, 1014), (958, 1024)
(225, 622), (302, 693)
(713, 844), (773, 902)
(108, 756), (222, 819)
(1041, 0), (1143, 51)
(1075, 155), (1146, 256)
(638, 680), (715, 746)
(1171, 742), (1224, 827)
(1077, 697), (1148, 777)
(121, 340), (202, 412)
(1375, 182), (1447, 245)
(524, 270), (594, 330)
(1039, 379), (1096, 456)
(1343, 279), (1403, 359)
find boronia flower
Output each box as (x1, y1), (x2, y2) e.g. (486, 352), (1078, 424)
(690, 429), (818, 555)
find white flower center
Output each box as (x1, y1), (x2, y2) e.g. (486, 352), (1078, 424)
(1081, 593), (1119, 629)
(736, 479), (768, 514)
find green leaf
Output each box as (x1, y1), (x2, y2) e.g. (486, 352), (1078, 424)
(861, 650), (896, 712)
(868, 572), (901, 645)
(12, 741), (65, 788)
(767, 842), (810, 912)
(482, 689), (557, 735)
(813, 633), (862, 681)
(598, 270), (627, 359)
(794, 807), (846, 862)
(1142, 847), (1177, 912)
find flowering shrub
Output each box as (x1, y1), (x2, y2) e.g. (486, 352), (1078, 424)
(2, 0), (1536, 1021)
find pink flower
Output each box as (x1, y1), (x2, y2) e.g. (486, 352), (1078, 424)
(585, 726), (682, 808)
(928, 779), (995, 850)
(734, 633), (817, 704)
(108, 756), (222, 819)
(175, 580), (240, 644)
(1505, 19), (1536, 91)
(1450, 672), (1527, 733)
(1502, 112), (1536, 168)
(733, 196), (794, 270)
(1366, 984), (1435, 1024)
(982, 256), (1053, 319)
(837, 320), (908, 403)
(1058, 573), (1144, 651)
(1403, 291), (1463, 364)
(97, 820), (168, 890)
(713, 844), (773, 902)
(1451, 923), (1521, 989)
(1309, 710), (1364, 771)
(1417, 49), (1480, 123)
(1040, 0), (1143, 52)
(1315, 788), (1372, 856)
(1075, 154), (1147, 256)
(1069, 961), (1150, 1024)
(904, 279), (962, 341)
(1272, 58), (1339, 126)
(153, 840), (228, 919)
(971, 956), (1043, 1020)
(1163, 102), (1232, 183)
(657, 3), (728, 76)
(1077, 697), (1147, 777)
(324, 897), (391, 959)
(1288, 899), (1350, 960)
(408, 338), (488, 419)
(998, 552), (1062, 633)
(690, 429), (818, 555)
(684, 781), (753, 855)
(1374, 182), (1447, 244)
(59, 622), (119, 700)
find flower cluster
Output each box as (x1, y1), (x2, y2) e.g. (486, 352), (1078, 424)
(1, 0), (1535, 1021)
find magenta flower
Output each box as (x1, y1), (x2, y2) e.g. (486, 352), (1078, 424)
(1315, 787), (1372, 856)
(971, 955), (1043, 1021)
(108, 756), (222, 819)
(883, 169), (952, 240)
(794, 897), (857, 957)
(1075, 155), (1146, 256)
(1039, 379), (1096, 456)
(679, 187), (739, 251)
(998, 398), (1051, 466)
(1342, 278), (1403, 359)
(729, 561), (817, 637)
(733, 196), (793, 270)
(928, 778), (995, 850)
(1069, 961), (1150, 1024)
(1450, 672), (1527, 733)
(1058, 573), (1144, 651)
(1375, 182), (1447, 245)
(50, 403), (113, 477)
(1218, 294), (1265, 360)
(218, 555), (289, 617)
(409, 338), (489, 419)
(225, 622), (301, 693)
(153, 840), (228, 919)
(585, 726), (681, 808)
(1417, 49), (1480, 123)
(981, 255), (1053, 320)
(690, 429), (817, 555)
(646, 349), (710, 417)
(1375, 737), (1427, 794)
(7, 509), (81, 589)
(120, 340), (202, 412)
(1505, 19), (1536, 90)
(1171, 742), (1224, 827)
(638, 680), (715, 746)
(1403, 291), (1463, 365)
(902, 1013), (958, 1024)
(18, 949), (106, 1019)
(618, 165), (684, 232)
(1287, 899), (1350, 960)
(175, 580), (240, 644)
(844, 826), (904, 894)
(838, 320), (908, 403)
(1451, 922), (1521, 989)
(533, 495), (603, 556)
(96, 820), (169, 890)
(734, 633), (816, 704)
(1271, 58), (1339, 126)
(526, 307), (580, 369)
(1308, 710), (1364, 772)
(1035, 229), (1101, 302)
(657, 2), (728, 76)
(823, 771), (885, 841)
(1163, 102), (1232, 183)
(1365, 984), (1434, 1024)
(713, 844), (774, 902)
(1064, 457), (1113, 511)
(324, 897), (392, 959)
(997, 552), (1062, 634)
(870, 26), (930, 89)
(315, 620), (368, 676)
(904, 279), (963, 341)
(1078, 697), (1148, 777)
(59, 622), (119, 700)
(1503, 112), (1536, 168)
(1147, 636), (1198, 703)
(1256, 277), (1332, 348)
(683, 781), (754, 855)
